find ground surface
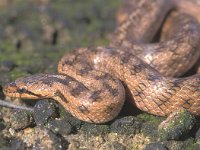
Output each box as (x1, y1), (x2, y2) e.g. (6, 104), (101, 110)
(0, 0), (200, 150)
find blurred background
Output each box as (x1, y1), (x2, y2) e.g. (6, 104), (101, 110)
(0, 0), (120, 85)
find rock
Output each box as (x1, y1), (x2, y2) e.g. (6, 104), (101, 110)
(0, 116), (6, 131)
(20, 127), (69, 150)
(68, 139), (81, 150)
(0, 121), (5, 131)
(9, 139), (26, 150)
(139, 114), (163, 140)
(144, 142), (168, 150)
(111, 141), (126, 150)
(33, 100), (83, 135)
(158, 109), (196, 140)
(10, 110), (34, 130)
(58, 106), (82, 130)
(195, 127), (200, 139)
(39, 128), (69, 150)
(47, 118), (73, 135)
(110, 116), (142, 135)
(0, 85), (4, 99)
(33, 100), (58, 126)
(1, 60), (17, 72)
(81, 123), (110, 136)
(0, 133), (9, 149)
(141, 122), (158, 141)
(164, 138), (196, 150)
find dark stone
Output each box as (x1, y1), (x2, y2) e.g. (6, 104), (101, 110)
(81, 123), (110, 136)
(1, 60), (17, 72)
(158, 109), (196, 140)
(58, 105), (83, 130)
(34, 100), (82, 134)
(141, 122), (158, 141)
(144, 142), (168, 150)
(110, 116), (142, 135)
(0, 133), (9, 149)
(195, 127), (200, 139)
(0, 85), (4, 99)
(0, 120), (5, 131)
(164, 138), (196, 150)
(112, 141), (126, 150)
(47, 129), (69, 150)
(9, 138), (26, 150)
(47, 118), (73, 135)
(10, 110), (34, 130)
(33, 100), (58, 126)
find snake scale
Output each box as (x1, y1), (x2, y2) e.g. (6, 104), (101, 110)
(3, 0), (200, 123)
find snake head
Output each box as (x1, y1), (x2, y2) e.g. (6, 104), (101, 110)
(3, 74), (54, 99)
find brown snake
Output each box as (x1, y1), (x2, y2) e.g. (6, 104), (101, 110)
(3, 0), (200, 123)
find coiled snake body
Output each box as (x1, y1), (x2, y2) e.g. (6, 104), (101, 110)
(3, 0), (200, 123)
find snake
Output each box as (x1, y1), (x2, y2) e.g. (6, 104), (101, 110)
(111, 0), (200, 77)
(2, 0), (200, 123)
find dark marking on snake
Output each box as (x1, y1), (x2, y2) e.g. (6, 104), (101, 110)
(147, 74), (162, 82)
(95, 73), (109, 80)
(42, 76), (73, 86)
(104, 83), (119, 97)
(63, 60), (73, 66)
(78, 105), (89, 114)
(90, 90), (102, 102)
(78, 65), (93, 75)
(70, 84), (88, 97)
(55, 90), (68, 103)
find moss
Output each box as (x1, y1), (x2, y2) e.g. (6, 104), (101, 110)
(132, 144), (138, 150)
(184, 138), (196, 150)
(59, 106), (67, 118)
(158, 109), (196, 140)
(137, 113), (163, 124)
(81, 123), (110, 136)
(8, 69), (30, 81)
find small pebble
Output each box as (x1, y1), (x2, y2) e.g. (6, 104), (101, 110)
(9, 128), (16, 136)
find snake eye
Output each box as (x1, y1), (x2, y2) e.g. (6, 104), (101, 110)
(17, 88), (27, 93)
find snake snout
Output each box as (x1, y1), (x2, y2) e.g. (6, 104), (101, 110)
(3, 77), (41, 99)
(3, 81), (19, 97)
